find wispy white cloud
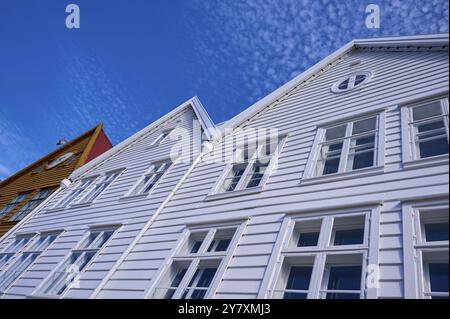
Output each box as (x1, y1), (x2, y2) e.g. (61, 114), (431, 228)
(187, 0), (449, 116)
(0, 164), (12, 180)
(0, 115), (40, 179)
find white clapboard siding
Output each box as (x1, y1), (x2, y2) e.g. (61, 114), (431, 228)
(0, 106), (206, 299)
(104, 47), (449, 299)
(1, 37), (448, 300)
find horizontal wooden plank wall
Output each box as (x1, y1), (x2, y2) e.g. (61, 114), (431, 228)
(0, 127), (101, 237)
(104, 48), (448, 299)
(0, 108), (201, 298)
(0, 46), (448, 299)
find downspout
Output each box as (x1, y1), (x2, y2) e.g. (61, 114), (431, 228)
(89, 141), (213, 298)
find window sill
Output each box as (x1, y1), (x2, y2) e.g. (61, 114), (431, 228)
(300, 166), (385, 186)
(204, 186), (263, 202)
(43, 207), (65, 214)
(26, 293), (60, 299)
(119, 193), (149, 202)
(403, 154), (449, 170)
(69, 202), (93, 209)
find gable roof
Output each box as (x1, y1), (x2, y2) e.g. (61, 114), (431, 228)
(69, 96), (218, 180)
(220, 33), (449, 134)
(0, 124), (107, 188)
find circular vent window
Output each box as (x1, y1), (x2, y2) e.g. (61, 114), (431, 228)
(331, 71), (373, 93)
(46, 152), (74, 169)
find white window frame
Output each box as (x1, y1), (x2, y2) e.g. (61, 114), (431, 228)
(209, 136), (287, 197)
(52, 177), (98, 209)
(149, 129), (173, 148)
(147, 220), (247, 299)
(125, 160), (173, 197)
(266, 206), (380, 299)
(0, 232), (60, 294)
(76, 170), (123, 205)
(303, 112), (385, 181)
(400, 97), (449, 165)
(0, 234), (36, 275)
(33, 226), (118, 298)
(402, 200), (449, 299)
(331, 71), (373, 93)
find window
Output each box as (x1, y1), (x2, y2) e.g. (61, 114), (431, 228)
(150, 130), (172, 147)
(77, 171), (121, 204)
(9, 188), (54, 222)
(403, 98), (449, 161)
(0, 192), (30, 219)
(216, 136), (286, 194)
(38, 228), (116, 297)
(331, 71), (373, 93)
(0, 235), (33, 273)
(309, 114), (383, 178)
(129, 160), (173, 196)
(54, 170), (122, 208)
(321, 254), (363, 299)
(54, 178), (96, 208)
(152, 225), (240, 299)
(271, 211), (371, 299)
(413, 206), (449, 299)
(0, 233), (58, 292)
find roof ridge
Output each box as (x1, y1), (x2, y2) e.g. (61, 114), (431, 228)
(0, 124), (103, 187)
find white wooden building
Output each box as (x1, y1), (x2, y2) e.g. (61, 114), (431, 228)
(0, 34), (448, 299)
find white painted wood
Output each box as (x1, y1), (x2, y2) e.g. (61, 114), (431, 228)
(0, 34), (448, 299)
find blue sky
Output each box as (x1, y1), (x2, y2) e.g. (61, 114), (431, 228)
(0, 0), (448, 180)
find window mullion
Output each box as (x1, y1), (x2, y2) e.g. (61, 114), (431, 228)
(236, 160), (254, 191)
(173, 258), (200, 299)
(200, 229), (217, 254)
(339, 124), (353, 173)
(309, 253), (326, 299)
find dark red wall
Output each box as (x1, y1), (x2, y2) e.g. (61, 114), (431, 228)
(86, 129), (113, 163)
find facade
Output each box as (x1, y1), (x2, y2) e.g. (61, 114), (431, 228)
(0, 124), (112, 238)
(0, 34), (448, 299)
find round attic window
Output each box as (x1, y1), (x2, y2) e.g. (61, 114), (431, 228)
(46, 152), (74, 169)
(331, 71), (373, 93)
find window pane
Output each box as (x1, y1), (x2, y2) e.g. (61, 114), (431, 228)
(285, 267), (312, 291)
(334, 229), (364, 245)
(325, 125), (346, 141)
(225, 166), (246, 192)
(413, 102), (443, 121)
(338, 78), (350, 90)
(429, 263), (449, 293)
(246, 163), (268, 188)
(354, 74), (367, 86)
(419, 138), (449, 158)
(196, 268), (217, 288)
(320, 142), (343, 176)
(190, 289), (207, 299)
(425, 223), (449, 242)
(190, 241), (203, 254)
(170, 268), (188, 288)
(208, 239), (231, 252)
(0, 255), (10, 269)
(0, 254), (37, 291)
(283, 292), (307, 299)
(352, 151), (374, 170)
(326, 266), (362, 299)
(326, 292), (360, 299)
(216, 239), (231, 252)
(417, 120), (446, 133)
(323, 158), (340, 175)
(297, 232), (320, 247)
(352, 117), (377, 135)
